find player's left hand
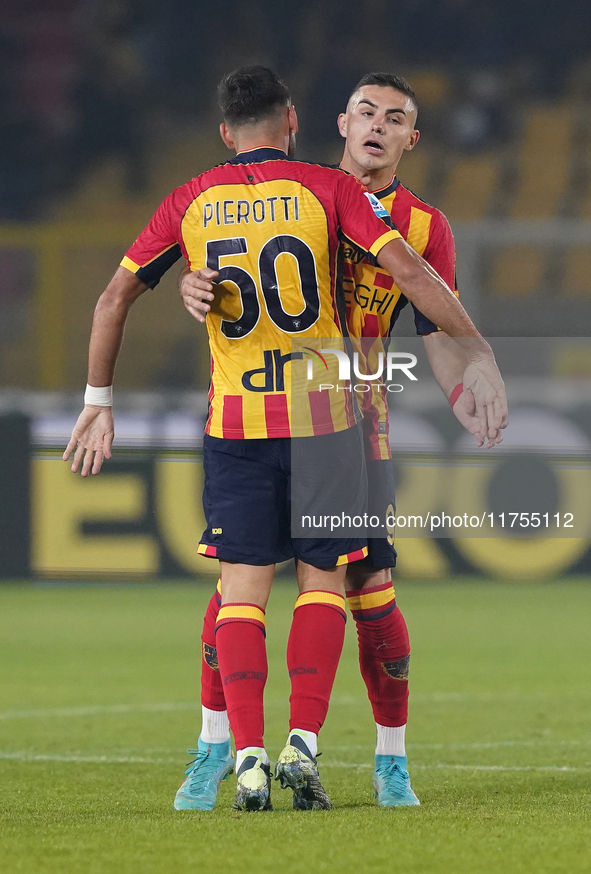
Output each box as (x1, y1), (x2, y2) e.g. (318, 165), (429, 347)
(460, 356), (508, 448)
(179, 268), (219, 323)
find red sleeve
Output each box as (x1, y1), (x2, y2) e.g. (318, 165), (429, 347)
(335, 172), (402, 258)
(120, 188), (188, 288)
(421, 210), (458, 294)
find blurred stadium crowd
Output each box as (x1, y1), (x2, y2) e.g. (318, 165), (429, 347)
(2, 0), (591, 220)
(2, 0), (591, 393)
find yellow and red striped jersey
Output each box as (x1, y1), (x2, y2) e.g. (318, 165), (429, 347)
(122, 147), (401, 439)
(343, 177), (458, 460)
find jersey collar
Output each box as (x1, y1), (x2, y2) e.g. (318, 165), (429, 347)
(373, 176), (399, 199)
(332, 168), (400, 198)
(230, 147), (290, 164)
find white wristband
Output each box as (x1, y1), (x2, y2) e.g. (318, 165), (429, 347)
(84, 384), (113, 406)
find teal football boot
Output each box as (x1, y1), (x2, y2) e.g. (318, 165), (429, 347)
(174, 738), (234, 810)
(373, 754), (420, 807)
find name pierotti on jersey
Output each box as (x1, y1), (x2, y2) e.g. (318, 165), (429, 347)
(121, 147), (401, 439)
(202, 196), (300, 227)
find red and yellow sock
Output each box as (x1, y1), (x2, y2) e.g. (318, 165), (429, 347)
(346, 582), (410, 727)
(215, 602), (267, 750)
(287, 590), (346, 735)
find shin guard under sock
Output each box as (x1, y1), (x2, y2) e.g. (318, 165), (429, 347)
(287, 591), (346, 735)
(346, 582), (410, 727)
(200, 581), (225, 711)
(215, 603), (267, 750)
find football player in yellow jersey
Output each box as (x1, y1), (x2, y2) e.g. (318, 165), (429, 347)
(180, 71), (507, 808)
(338, 72), (485, 807)
(66, 66), (506, 812)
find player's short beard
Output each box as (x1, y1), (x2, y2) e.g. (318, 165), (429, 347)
(288, 129), (296, 157)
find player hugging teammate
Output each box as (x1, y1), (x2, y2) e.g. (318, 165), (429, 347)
(65, 66), (507, 812)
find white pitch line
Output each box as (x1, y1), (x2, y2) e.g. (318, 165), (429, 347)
(418, 763), (591, 773)
(408, 691), (589, 703)
(410, 739), (591, 751)
(1, 751), (588, 774)
(332, 691), (591, 705)
(324, 761), (591, 773)
(3, 692), (589, 721)
(0, 751), (177, 764)
(0, 702), (200, 721)
(314, 739), (591, 752)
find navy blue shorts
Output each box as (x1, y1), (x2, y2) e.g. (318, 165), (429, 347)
(198, 428), (368, 568)
(360, 458), (397, 570)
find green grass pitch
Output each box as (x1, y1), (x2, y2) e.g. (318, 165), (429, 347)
(1, 579), (590, 874)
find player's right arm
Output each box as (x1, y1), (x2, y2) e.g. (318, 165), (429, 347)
(63, 267), (149, 476)
(335, 172), (507, 444)
(376, 237), (477, 338)
(376, 237), (507, 444)
(64, 186), (186, 476)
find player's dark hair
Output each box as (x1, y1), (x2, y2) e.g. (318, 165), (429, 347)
(350, 72), (418, 114)
(218, 66), (291, 127)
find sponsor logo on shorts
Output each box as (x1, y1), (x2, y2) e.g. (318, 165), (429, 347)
(386, 503), (396, 545)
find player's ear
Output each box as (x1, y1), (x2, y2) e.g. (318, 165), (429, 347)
(337, 113), (347, 139)
(404, 128), (420, 152)
(220, 123), (235, 150)
(288, 104), (298, 134)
